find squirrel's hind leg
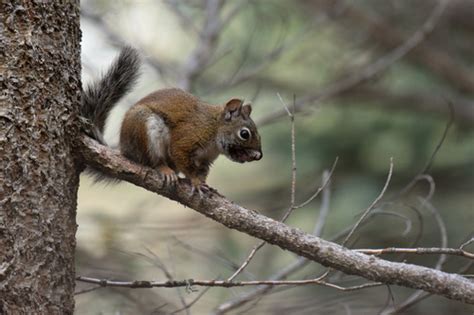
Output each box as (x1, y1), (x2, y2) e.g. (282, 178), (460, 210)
(121, 105), (177, 185)
(145, 113), (178, 185)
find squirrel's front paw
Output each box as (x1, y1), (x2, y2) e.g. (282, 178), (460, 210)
(159, 166), (178, 186)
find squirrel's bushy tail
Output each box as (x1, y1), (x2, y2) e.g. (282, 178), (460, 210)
(81, 46), (141, 143)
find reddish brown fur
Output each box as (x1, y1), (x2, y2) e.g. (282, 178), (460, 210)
(120, 88), (261, 188)
(120, 104), (153, 165)
(121, 89), (218, 183)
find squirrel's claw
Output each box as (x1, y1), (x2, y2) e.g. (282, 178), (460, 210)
(159, 166), (178, 186)
(189, 179), (212, 197)
(189, 182), (223, 197)
(200, 183), (218, 194)
(165, 173), (178, 185)
(190, 184), (206, 197)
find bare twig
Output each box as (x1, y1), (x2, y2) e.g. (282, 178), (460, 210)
(132, 247), (190, 314)
(295, 158), (338, 210)
(342, 158), (394, 247)
(379, 284), (396, 313)
(421, 199), (448, 269)
(277, 93), (293, 119)
(76, 275), (382, 291)
(226, 242), (264, 282)
(166, 245), (191, 313)
(313, 170), (332, 238)
(375, 208), (414, 236)
(461, 238), (474, 250)
(172, 237), (255, 279)
(413, 174), (436, 201)
(120, 248), (174, 279)
(279, 93), (297, 221)
(388, 204), (424, 264)
(170, 286), (212, 314)
(356, 247), (474, 260)
(117, 247), (191, 313)
(399, 103), (454, 197)
(74, 285), (102, 296)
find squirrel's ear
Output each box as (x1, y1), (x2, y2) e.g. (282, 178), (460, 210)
(241, 104), (252, 119)
(224, 98), (243, 121)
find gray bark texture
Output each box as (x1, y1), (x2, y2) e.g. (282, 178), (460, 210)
(0, 1), (81, 314)
(80, 137), (474, 304)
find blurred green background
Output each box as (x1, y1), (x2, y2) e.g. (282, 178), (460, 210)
(77, 1), (473, 314)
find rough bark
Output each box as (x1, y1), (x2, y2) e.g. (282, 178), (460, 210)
(0, 1), (81, 314)
(80, 137), (474, 304)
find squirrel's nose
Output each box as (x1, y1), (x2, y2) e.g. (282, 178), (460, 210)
(253, 150), (262, 161)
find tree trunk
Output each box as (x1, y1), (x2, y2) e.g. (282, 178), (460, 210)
(0, 1), (81, 314)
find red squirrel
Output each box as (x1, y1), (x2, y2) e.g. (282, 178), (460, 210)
(81, 47), (262, 193)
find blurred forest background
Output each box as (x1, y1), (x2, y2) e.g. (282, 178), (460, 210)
(76, 0), (474, 314)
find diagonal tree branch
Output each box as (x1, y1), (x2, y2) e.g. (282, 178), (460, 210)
(79, 136), (474, 304)
(214, 168), (335, 314)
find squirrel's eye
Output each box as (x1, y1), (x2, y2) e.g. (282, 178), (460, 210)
(238, 127), (251, 140)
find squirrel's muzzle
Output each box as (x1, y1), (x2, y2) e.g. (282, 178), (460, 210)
(251, 150), (262, 161)
(227, 146), (263, 163)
